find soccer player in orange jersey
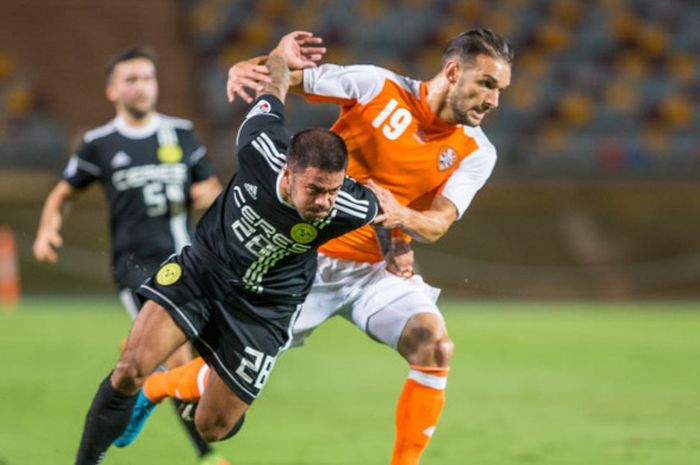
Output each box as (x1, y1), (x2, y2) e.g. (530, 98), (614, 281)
(250, 29), (512, 465)
(131, 29), (513, 465)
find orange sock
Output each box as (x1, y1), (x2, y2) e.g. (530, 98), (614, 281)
(143, 356), (209, 403)
(390, 365), (449, 465)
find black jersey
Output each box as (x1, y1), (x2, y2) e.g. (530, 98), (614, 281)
(192, 95), (378, 304)
(62, 114), (215, 289)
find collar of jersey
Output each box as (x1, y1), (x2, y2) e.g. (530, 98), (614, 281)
(113, 113), (161, 139)
(418, 82), (457, 133)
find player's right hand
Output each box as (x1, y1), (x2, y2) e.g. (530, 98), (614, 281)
(368, 180), (408, 229)
(386, 237), (414, 279)
(33, 229), (63, 264)
(270, 31), (326, 71)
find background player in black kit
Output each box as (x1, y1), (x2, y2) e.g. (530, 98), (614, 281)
(72, 32), (379, 464)
(32, 47), (226, 464)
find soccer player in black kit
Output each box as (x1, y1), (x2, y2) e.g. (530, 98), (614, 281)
(33, 47), (226, 464)
(72, 32), (378, 464)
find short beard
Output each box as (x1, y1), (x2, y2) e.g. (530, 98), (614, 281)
(124, 103), (153, 121)
(448, 93), (473, 127)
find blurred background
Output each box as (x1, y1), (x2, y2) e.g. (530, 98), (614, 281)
(1, 0), (699, 300)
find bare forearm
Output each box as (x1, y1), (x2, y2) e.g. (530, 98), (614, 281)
(257, 55), (290, 102)
(190, 177), (222, 210)
(399, 208), (451, 243)
(38, 182), (74, 234)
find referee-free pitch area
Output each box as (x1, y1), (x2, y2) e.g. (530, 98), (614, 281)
(1, 298), (698, 465)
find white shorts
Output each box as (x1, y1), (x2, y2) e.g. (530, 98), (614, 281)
(292, 253), (442, 349)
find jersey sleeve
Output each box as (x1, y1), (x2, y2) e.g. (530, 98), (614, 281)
(303, 64), (400, 106)
(235, 95), (288, 149)
(186, 132), (216, 182)
(336, 179), (380, 227)
(439, 128), (497, 220)
(62, 139), (103, 189)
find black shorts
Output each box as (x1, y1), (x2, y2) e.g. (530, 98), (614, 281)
(137, 246), (301, 405)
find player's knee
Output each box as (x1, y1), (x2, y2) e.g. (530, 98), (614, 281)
(436, 335), (454, 367)
(195, 412), (240, 442)
(398, 313), (451, 367)
(111, 357), (149, 393)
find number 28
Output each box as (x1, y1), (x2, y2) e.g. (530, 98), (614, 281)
(371, 98), (412, 141)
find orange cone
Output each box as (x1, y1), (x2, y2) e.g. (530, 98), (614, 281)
(0, 227), (20, 308)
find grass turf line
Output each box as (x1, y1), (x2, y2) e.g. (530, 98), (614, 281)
(1, 298), (698, 464)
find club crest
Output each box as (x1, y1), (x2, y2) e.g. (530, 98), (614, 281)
(437, 146), (457, 171)
(157, 145), (183, 164)
(246, 99), (272, 118)
(156, 263), (182, 286)
(290, 223), (318, 244)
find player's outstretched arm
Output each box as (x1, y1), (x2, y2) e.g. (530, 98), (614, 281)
(226, 31), (325, 103)
(256, 54), (290, 103)
(369, 180), (458, 243)
(226, 56), (272, 104)
(190, 176), (222, 210)
(33, 180), (76, 263)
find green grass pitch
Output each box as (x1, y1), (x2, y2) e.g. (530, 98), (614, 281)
(1, 298), (699, 465)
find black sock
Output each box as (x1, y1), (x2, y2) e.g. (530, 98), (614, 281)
(75, 374), (137, 465)
(171, 398), (213, 457)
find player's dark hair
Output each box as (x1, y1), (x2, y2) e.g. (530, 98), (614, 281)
(442, 28), (514, 66)
(105, 46), (157, 81)
(288, 128), (348, 173)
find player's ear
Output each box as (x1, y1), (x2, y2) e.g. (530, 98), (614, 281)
(444, 60), (460, 85)
(105, 83), (117, 103)
(282, 165), (293, 184)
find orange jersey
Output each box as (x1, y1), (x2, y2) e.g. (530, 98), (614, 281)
(303, 64), (496, 263)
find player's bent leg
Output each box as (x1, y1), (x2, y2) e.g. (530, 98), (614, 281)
(144, 356), (209, 403)
(398, 312), (454, 368)
(362, 281), (451, 465)
(114, 356), (212, 448)
(158, 344), (223, 461)
(163, 340), (195, 368)
(392, 312), (452, 465)
(113, 300), (190, 393)
(75, 300), (189, 465)
(195, 368), (249, 442)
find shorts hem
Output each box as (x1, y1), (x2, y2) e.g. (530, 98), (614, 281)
(138, 284), (200, 340)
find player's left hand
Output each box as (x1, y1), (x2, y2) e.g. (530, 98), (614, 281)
(227, 56), (273, 104)
(270, 31), (326, 71)
(386, 237), (414, 278)
(368, 180), (409, 228)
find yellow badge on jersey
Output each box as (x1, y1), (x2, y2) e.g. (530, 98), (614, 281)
(156, 263), (182, 286)
(157, 145), (183, 164)
(290, 223), (318, 244)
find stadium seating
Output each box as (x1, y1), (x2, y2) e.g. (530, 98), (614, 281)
(184, 0), (699, 176)
(0, 53), (67, 170)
